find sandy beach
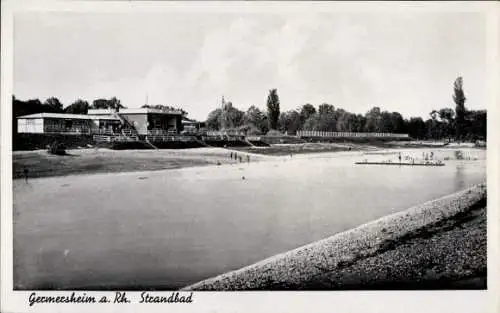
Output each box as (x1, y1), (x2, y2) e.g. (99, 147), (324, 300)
(13, 142), (484, 179)
(12, 147), (272, 179)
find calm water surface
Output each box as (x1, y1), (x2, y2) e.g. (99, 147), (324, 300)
(13, 148), (486, 289)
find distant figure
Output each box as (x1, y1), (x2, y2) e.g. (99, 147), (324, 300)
(398, 153), (402, 163)
(247, 155), (250, 163)
(242, 176), (245, 180)
(234, 152), (238, 160)
(230, 152), (233, 159)
(430, 151), (434, 160)
(23, 167), (29, 183)
(239, 156), (242, 162)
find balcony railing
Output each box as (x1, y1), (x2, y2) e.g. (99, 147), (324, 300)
(146, 135), (196, 142)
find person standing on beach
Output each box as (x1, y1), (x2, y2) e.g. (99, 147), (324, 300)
(23, 167), (29, 183)
(230, 152), (233, 159)
(247, 155), (250, 163)
(398, 152), (402, 164)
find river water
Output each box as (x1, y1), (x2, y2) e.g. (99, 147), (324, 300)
(13, 148), (486, 289)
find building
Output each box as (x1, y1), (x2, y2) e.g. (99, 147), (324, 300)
(16, 112), (121, 134)
(112, 108), (183, 135)
(181, 117), (205, 133)
(17, 107), (185, 135)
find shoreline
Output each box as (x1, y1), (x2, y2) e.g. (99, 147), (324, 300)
(183, 183), (487, 291)
(12, 144), (485, 180)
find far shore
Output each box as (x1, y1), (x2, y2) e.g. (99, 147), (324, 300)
(12, 141), (484, 179)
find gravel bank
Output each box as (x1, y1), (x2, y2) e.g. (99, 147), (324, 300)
(183, 183), (486, 290)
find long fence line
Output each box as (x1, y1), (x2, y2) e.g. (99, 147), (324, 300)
(37, 129), (411, 143)
(296, 131), (409, 138)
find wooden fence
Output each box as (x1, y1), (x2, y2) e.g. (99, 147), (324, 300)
(296, 131), (409, 138)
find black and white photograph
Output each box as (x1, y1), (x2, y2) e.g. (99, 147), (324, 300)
(1, 1), (498, 312)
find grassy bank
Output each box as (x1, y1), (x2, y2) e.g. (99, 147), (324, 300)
(12, 148), (264, 179)
(183, 183), (487, 290)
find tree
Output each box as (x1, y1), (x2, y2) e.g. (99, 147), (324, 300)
(206, 108), (222, 130)
(407, 117), (426, 139)
(43, 97), (64, 112)
(142, 104), (188, 116)
(303, 113), (320, 131)
(425, 117), (441, 140)
(453, 77), (467, 140)
(390, 112), (405, 133)
(316, 103), (337, 131)
(318, 103), (335, 116)
(266, 89), (280, 130)
(438, 108), (455, 140)
(65, 99), (89, 114)
(220, 101), (244, 130)
(243, 105), (268, 134)
(299, 103), (317, 126)
(364, 107), (382, 132)
(380, 111), (394, 133)
(91, 97), (125, 110)
(335, 109), (352, 132)
(109, 97), (124, 110)
(278, 110), (301, 135)
(351, 114), (366, 132)
(464, 110), (486, 141)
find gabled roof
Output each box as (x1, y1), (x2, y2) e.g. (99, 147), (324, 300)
(16, 113), (119, 120)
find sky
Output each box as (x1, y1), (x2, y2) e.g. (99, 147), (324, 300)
(13, 8), (487, 121)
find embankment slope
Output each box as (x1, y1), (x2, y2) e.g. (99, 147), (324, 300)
(183, 183), (486, 290)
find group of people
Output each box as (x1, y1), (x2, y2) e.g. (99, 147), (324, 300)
(397, 151), (435, 164)
(230, 151), (250, 163)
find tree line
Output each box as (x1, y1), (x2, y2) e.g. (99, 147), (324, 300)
(12, 96), (189, 117)
(206, 77), (486, 141)
(12, 77), (486, 141)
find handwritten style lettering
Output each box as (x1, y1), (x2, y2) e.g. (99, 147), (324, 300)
(139, 291), (194, 303)
(29, 292), (96, 306)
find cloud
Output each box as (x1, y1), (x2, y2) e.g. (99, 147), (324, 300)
(13, 11), (487, 120)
